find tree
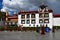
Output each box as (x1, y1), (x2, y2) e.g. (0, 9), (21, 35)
(0, 11), (2, 21)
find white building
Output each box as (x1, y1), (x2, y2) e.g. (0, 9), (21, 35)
(18, 4), (60, 29)
(18, 4), (54, 29)
(53, 14), (60, 26)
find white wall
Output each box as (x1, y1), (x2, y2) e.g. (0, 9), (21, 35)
(18, 13), (40, 27)
(53, 18), (60, 26)
(18, 15), (21, 27)
(48, 13), (53, 29)
(18, 13), (53, 29)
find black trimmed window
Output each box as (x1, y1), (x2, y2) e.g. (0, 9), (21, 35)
(21, 15), (25, 19)
(44, 19), (49, 23)
(27, 14), (30, 18)
(39, 13), (43, 18)
(31, 14), (35, 18)
(21, 20), (25, 24)
(39, 19), (43, 23)
(31, 19), (35, 24)
(26, 20), (30, 24)
(44, 13), (49, 17)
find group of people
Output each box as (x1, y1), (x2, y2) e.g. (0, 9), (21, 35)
(36, 25), (55, 34)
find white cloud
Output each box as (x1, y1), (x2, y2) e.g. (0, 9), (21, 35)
(1, 0), (39, 13)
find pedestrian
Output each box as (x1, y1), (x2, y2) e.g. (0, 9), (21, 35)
(40, 25), (45, 35)
(36, 25), (39, 33)
(52, 26), (55, 33)
(45, 27), (50, 33)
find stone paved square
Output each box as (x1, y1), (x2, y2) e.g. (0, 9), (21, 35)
(0, 30), (60, 40)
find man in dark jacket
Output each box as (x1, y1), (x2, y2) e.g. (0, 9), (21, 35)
(52, 26), (55, 33)
(36, 25), (39, 33)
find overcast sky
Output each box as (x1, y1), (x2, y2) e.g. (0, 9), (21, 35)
(0, 0), (60, 15)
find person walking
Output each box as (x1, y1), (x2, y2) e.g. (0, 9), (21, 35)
(52, 26), (55, 33)
(36, 25), (39, 33)
(40, 25), (45, 35)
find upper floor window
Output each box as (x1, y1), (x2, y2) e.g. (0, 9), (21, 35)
(44, 13), (49, 17)
(26, 14), (30, 18)
(31, 14), (35, 18)
(39, 13), (43, 18)
(21, 15), (25, 19)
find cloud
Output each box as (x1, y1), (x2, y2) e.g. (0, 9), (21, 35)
(1, 0), (39, 12)
(46, 0), (60, 13)
(1, 0), (60, 14)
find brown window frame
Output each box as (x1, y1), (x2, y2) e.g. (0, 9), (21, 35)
(21, 14), (25, 19)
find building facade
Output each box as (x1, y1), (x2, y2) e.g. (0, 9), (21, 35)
(0, 12), (6, 26)
(5, 12), (18, 27)
(18, 4), (53, 29)
(1, 4), (60, 29)
(53, 14), (60, 26)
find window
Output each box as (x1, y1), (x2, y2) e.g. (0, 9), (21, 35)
(31, 14), (35, 18)
(21, 20), (25, 24)
(0, 18), (2, 21)
(44, 13), (49, 17)
(5, 22), (9, 25)
(9, 22), (11, 25)
(5, 22), (7, 25)
(12, 22), (15, 25)
(21, 15), (25, 19)
(27, 14), (30, 18)
(31, 19), (35, 24)
(39, 13), (43, 18)
(26, 20), (30, 24)
(44, 19), (49, 23)
(39, 19), (43, 23)
(11, 22), (15, 26)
